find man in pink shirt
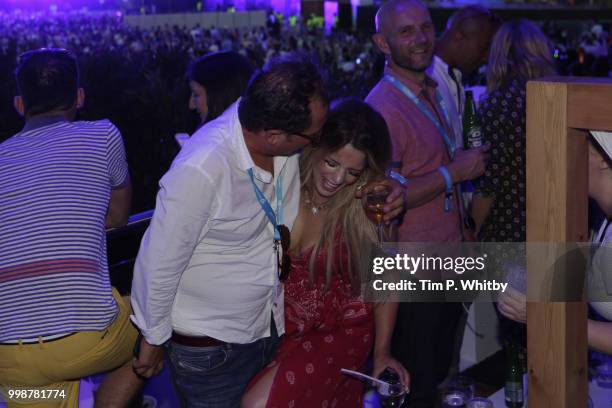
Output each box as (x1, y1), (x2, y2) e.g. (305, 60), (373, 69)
(366, 0), (489, 405)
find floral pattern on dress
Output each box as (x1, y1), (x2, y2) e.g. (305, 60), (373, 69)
(475, 78), (527, 274)
(248, 235), (375, 408)
(476, 78), (527, 244)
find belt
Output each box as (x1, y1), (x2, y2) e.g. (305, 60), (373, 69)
(171, 332), (227, 347)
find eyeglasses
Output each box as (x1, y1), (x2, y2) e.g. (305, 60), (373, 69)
(265, 128), (323, 147)
(276, 224), (291, 282)
(292, 130), (322, 146)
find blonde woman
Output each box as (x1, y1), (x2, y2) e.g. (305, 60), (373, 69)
(242, 99), (409, 407)
(472, 20), (557, 240)
(470, 20), (557, 347)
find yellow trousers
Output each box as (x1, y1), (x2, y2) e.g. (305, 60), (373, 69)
(0, 288), (138, 408)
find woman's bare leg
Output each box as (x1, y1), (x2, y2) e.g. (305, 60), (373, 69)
(241, 364), (280, 408)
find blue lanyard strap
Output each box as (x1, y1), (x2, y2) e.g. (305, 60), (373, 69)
(247, 168), (284, 241)
(384, 74), (455, 159)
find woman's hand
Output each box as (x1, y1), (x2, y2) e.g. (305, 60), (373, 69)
(372, 353), (410, 392)
(497, 286), (527, 324)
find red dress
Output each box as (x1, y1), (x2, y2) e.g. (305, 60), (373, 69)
(260, 239), (375, 408)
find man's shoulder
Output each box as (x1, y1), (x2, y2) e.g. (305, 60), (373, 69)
(184, 121), (231, 157)
(366, 79), (399, 110)
(71, 118), (118, 132)
(427, 55), (443, 74)
(1, 119), (119, 148)
(367, 81), (411, 124)
(174, 124), (235, 177)
(427, 57), (447, 84)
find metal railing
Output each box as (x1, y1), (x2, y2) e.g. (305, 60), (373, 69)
(106, 210), (153, 295)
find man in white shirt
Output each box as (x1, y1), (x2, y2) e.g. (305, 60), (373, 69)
(130, 56), (328, 407)
(428, 6), (500, 147)
(426, 6), (500, 388)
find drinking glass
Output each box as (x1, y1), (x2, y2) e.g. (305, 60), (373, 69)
(364, 185), (390, 241)
(447, 376), (475, 401)
(466, 397), (494, 408)
(377, 381), (406, 408)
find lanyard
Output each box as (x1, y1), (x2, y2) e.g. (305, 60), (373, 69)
(247, 168), (284, 240)
(384, 74), (455, 159)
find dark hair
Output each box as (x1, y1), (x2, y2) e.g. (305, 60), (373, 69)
(188, 51), (254, 123)
(320, 98), (391, 172)
(238, 54), (327, 133)
(447, 5), (501, 34)
(15, 48), (79, 117)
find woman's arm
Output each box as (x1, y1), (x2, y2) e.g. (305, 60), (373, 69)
(588, 319), (612, 354)
(372, 302), (410, 389)
(471, 193), (494, 237)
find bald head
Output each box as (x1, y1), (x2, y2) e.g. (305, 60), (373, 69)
(446, 5), (499, 36)
(372, 0), (435, 80)
(375, 0), (429, 36)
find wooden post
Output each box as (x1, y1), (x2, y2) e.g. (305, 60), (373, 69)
(526, 77), (612, 407)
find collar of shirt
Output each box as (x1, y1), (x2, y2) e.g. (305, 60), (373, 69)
(431, 55), (463, 88)
(384, 64), (439, 100)
(21, 114), (66, 133)
(227, 100), (289, 184)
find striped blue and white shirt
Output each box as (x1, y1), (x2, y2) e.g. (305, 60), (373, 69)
(0, 117), (129, 342)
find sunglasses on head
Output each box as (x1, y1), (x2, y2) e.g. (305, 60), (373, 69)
(276, 224), (291, 282)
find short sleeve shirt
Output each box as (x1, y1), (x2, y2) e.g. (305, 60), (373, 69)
(0, 119), (128, 341)
(366, 66), (462, 243)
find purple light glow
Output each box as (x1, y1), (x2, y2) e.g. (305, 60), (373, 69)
(0, 0), (122, 11)
(324, 1), (337, 34)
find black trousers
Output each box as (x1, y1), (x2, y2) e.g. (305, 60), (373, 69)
(391, 302), (464, 408)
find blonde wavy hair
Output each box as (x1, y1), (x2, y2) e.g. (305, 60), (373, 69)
(487, 20), (557, 93)
(298, 99), (391, 292)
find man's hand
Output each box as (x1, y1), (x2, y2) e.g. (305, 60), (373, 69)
(355, 179), (405, 224)
(447, 145), (490, 183)
(132, 336), (164, 379)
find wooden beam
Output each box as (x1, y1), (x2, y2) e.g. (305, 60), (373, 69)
(526, 80), (588, 408)
(530, 76), (612, 130)
(568, 83), (612, 131)
(527, 303), (587, 406)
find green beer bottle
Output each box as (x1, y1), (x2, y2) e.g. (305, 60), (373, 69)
(462, 90), (483, 149)
(504, 340), (524, 408)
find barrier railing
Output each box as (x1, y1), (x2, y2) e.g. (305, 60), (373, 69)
(106, 209), (153, 295)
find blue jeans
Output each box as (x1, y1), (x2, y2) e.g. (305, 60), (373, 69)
(166, 323), (280, 408)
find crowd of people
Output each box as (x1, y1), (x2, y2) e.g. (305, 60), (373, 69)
(1, 10), (610, 213)
(0, 11), (384, 213)
(1, 2), (612, 408)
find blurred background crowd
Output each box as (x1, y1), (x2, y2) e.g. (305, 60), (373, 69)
(0, 10), (610, 213)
